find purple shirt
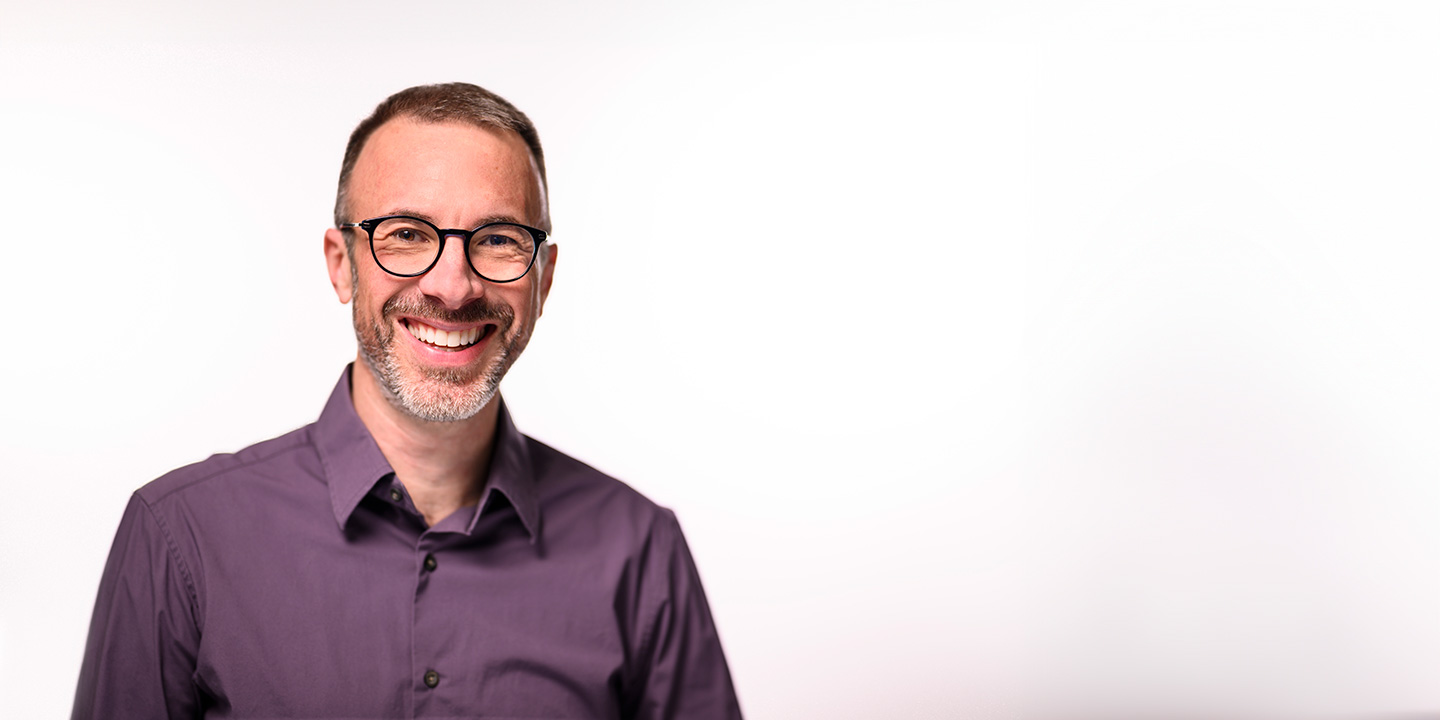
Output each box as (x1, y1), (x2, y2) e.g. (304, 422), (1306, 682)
(73, 367), (740, 719)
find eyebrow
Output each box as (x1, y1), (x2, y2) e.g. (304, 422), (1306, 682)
(383, 208), (530, 229)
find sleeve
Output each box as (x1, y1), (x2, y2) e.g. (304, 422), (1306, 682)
(72, 493), (203, 720)
(627, 510), (743, 720)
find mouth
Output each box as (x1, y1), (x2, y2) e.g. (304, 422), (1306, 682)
(401, 318), (495, 351)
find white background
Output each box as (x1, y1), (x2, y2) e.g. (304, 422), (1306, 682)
(2, 2), (1438, 718)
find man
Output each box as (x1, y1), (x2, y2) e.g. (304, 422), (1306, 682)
(72, 83), (741, 719)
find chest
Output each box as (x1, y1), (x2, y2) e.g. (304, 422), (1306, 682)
(190, 507), (627, 719)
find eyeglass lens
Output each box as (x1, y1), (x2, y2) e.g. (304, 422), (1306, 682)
(370, 217), (537, 280)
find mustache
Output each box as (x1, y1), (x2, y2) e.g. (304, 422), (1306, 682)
(382, 294), (514, 327)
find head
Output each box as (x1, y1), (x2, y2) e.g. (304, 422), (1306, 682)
(323, 83), (556, 422)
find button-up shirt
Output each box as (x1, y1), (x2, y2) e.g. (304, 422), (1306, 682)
(72, 368), (741, 719)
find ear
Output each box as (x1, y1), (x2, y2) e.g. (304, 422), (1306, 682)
(537, 243), (557, 317)
(324, 228), (354, 304)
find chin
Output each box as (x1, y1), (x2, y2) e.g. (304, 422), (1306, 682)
(359, 349), (504, 422)
(395, 371), (502, 422)
(363, 328), (530, 423)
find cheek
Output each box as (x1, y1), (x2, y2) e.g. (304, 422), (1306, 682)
(514, 287), (544, 321)
(350, 283), (376, 320)
(352, 271), (403, 321)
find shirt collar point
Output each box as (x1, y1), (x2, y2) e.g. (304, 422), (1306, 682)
(489, 399), (543, 540)
(316, 365), (397, 528)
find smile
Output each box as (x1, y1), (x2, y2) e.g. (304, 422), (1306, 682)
(402, 319), (491, 349)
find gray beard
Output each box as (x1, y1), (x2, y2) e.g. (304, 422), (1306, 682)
(354, 293), (527, 423)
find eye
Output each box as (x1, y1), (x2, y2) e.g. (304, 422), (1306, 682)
(478, 233), (517, 247)
(371, 218), (437, 245)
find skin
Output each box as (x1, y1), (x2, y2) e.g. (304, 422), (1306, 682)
(323, 118), (556, 527)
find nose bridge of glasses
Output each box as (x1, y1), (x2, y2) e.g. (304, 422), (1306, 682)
(416, 229), (485, 302)
(433, 228), (477, 270)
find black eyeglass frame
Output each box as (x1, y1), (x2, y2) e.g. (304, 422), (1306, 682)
(340, 215), (549, 283)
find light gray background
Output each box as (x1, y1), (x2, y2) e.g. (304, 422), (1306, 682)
(2, 2), (1438, 718)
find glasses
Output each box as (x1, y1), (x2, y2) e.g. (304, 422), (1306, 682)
(340, 215), (548, 283)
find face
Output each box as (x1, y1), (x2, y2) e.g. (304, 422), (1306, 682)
(324, 118), (555, 422)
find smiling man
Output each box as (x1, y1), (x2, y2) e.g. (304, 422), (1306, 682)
(72, 83), (741, 720)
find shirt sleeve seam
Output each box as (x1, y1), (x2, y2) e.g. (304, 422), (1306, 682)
(145, 433), (313, 504)
(135, 492), (203, 630)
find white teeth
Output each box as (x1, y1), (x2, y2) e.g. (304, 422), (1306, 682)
(406, 320), (483, 348)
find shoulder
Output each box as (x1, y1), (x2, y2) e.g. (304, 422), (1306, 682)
(523, 435), (679, 548)
(135, 424), (321, 510)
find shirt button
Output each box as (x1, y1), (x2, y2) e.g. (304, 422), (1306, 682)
(423, 554), (438, 572)
(390, 488), (403, 503)
(423, 670), (440, 688)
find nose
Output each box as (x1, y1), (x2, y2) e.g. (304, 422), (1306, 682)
(415, 233), (486, 309)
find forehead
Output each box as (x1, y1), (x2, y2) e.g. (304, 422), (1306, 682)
(348, 117), (544, 226)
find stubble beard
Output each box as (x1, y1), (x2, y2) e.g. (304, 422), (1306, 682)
(353, 291), (530, 423)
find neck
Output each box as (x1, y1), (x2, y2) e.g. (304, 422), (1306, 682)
(349, 360), (501, 527)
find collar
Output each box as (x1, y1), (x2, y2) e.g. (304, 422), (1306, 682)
(313, 365), (541, 542)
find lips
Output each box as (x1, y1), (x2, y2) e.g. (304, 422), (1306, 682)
(402, 319), (490, 349)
